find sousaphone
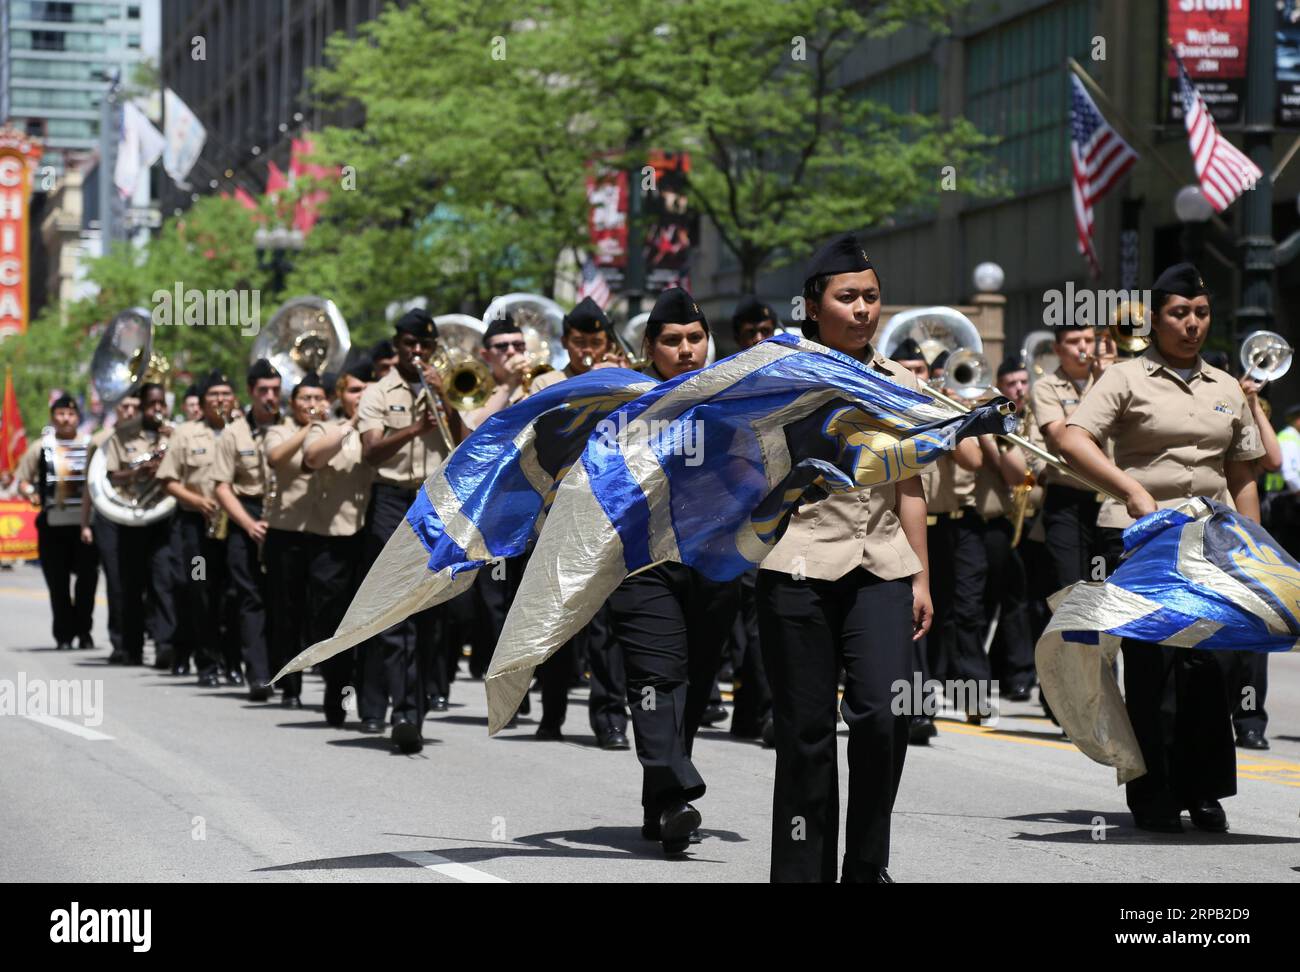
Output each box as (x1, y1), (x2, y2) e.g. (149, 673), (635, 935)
(252, 296), (351, 393)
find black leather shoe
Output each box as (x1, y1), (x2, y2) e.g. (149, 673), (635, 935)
(430, 695), (449, 713)
(247, 682), (272, 702)
(108, 650), (129, 665)
(536, 724), (563, 741)
(171, 661), (191, 676)
(599, 729), (631, 750)
(153, 648), (174, 671)
(657, 802), (701, 854)
(1236, 729), (1269, 750)
(876, 867), (894, 884)
(197, 672), (222, 687)
(761, 716), (775, 749)
(224, 670), (245, 687)
(56, 641), (73, 652)
(392, 718), (423, 754)
(282, 695), (303, 710)
(77, 635), (94, 651)
(908, 717), (937, 746)
(1004, 683), (1032, 702)
(1189, 799), (1228, 833)
(359, 718), (384, 734)
(1132, 811), (1184, 833)
(700, 704), (728, 727)
(324, 705), (346, 727)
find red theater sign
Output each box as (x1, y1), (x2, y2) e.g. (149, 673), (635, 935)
(0, 129), (42, 338)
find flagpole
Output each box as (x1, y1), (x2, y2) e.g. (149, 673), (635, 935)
(1066, 57), (1233, 236)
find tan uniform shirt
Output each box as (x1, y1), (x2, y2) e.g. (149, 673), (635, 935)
(356, 369), (448, 488)
(211, 415), (271, 499)
(263, 421), (314, 531)
(156, 419), (224, 499)
(1031, 367), (1096, 491)
(1067, 347), (1264, 528)
(103, 419), (164, 473)
(526, 364), (575, 395)
(923, 453), (975, 515)
(304, 420), (374, 537)
(761, 347), (924, 582)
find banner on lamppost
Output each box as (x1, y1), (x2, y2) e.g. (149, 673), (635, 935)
(1165, 0), (1249, 125)
(0, 128), (43, 338)
(1278, 2), (1300, 125)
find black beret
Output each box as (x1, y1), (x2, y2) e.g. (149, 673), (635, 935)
(247, 357), (280, 385)
(1152, 262), (1209, 299)
(50, 393), (79, 412)
(346, 360), (376, 383)
(483, 317), (523, 346)
(200, 369), (233, 395)
(563, 297), (611, 335)
(890, 337), (926, 363)
(731, 296), (776, 331)
(184, 383), (201, 399)
(370, 339), (396, 360)
(804, 232), (876, 290)
(997, 355), (1027, 379)
(393, 309), (437, 341)
(647, 287), (707, 328)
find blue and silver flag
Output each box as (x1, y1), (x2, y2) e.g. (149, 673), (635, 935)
(1037, 498), (1300, 782)
(485, 333), (1015, 731)
(273, 368), (656, 682)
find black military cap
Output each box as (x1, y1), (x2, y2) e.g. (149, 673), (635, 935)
(370, 339), (397, 360)
(49, 393), (79, 413)
(731, 296), (776, 331)
(199, 368), (233, 395)
(647, 287), (707, 328)
(803, 232), (877, 289)
(296, 371), (325, 390)
(1152, 262), (1209, 299)
(184, 383), (201, 400)
(482, 317), (524, 347)
(393, 308), (438, 341)
(346, 360), (376, 383)
(997, 355), (1027, 379)
(890, 337), (926, 364)
(563, 297), (612, 335)
(247, 357), (280, 385)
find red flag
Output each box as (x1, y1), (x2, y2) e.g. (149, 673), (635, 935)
(1, 367), (28, 475)
(233, 186), (258, 211)
(266, 161), (289, 196)
(290, 135), (335, 236)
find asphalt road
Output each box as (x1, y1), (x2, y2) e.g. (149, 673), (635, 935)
(2, 562), (1298, 883)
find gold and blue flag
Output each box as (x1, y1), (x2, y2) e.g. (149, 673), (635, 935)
(1037, 497), (1300, 782)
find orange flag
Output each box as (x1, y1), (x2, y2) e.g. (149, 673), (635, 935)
(1, 367), (28, 474)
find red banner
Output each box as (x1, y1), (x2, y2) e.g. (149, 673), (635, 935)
(585, 160), (629, 270)
(1, 366), (27, 474)
(0, 499), (38, 561)
(0, 128), (43, 337)
(1166, 0), (1250, 124)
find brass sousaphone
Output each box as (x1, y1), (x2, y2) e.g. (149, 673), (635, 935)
(251, 296), (351, 394)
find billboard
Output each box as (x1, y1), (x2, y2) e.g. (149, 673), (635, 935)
(0, 128), (43, 338)
(1165, 0), (1250, 125)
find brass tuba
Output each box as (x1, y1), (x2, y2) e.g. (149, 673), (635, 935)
(1109, 299), (1151, 357)
(251, 296), (351, 394)
(425, 312), (494, 412)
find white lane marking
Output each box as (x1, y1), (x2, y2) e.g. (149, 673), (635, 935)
(24, 714), (114, 741)
(392, 850), (508, 883)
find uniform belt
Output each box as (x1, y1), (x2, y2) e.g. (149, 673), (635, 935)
(373, 481), (421, 497)
(933, 509), (966, 521)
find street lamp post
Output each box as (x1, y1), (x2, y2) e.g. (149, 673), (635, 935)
(254, 226), (304, 296)
(1239, 0), (1277, 348)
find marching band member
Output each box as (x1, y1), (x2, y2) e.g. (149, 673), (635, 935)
(462, 317), (530, 431)
(356, 309), (463, 753)
(1060, 262), (1264, 834)
(757, 234), (931, 883)
(158, 370), (235, 686)
(102, 384), (177, 668)
(607, 287), (740, 852)
(213, 358), (282, 697)
(369, 340), (398, 381)
(303, 362), (377, 726)
(83, 393), (139, 663)
(527, 297), (626, 396)
(17, 394), (98, 652)
(182, 384), (202, 423)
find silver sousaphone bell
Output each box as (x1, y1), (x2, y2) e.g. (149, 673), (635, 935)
(1240, 330), (1293, 387)
(252, 296), (351, 394)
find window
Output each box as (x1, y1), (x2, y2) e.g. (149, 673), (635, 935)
(859, 58), (939, 116)
(10, 88), (99, 111)
(964, 0), (1092, 193)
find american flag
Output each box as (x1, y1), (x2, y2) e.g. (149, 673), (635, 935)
(1070, 74), (1138, 277)
(1174, 53), (1261, 213)
(577, 256), (611, 309)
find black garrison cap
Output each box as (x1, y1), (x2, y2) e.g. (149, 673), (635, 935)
(393, 308), (437, 341)
(199, 369), (233, 395)
(731, 296), (776, 330)
(803, 232), (877, 289)
(1152, 262), (1209, 299)
(563, 297), (612, 335)
(247, 357), (280, 385)
(890, 337), (926, 363)
(647, 287), (707, 327)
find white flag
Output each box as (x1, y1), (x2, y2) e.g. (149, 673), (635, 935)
(163, 88), (207, 184)
(113, 100), (166, 198)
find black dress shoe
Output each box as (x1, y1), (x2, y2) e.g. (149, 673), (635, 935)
(153, 648), (174, 671)
(876, 867), (894, 884)
(171, 661), (191, 676)
(657, 802), (701, 854)
(1004, 683), (1032, 702)
(1189, 799), (1228, 833)
(224, 671), (245, 687)
(599, 729), (631, 750)
(108, 650), (129, 665)
(77, 635), (94, 651)
(430, 695), (449, 713)
(908, 717), (937, 745)
(1236, 729), (1269, 750)
(324, 705), (346, 727)
(392, 718), (423, 754)
(1132, 810), (1184, 833)
(700, 704), (728, 727)
(536, 724), (563, 740)
(56, 641), (73, 652)
(247, 682), (272, 702)
(359, 718), (384, 734)
(282, 695), (303, 710)
(197, 672), (222, 687)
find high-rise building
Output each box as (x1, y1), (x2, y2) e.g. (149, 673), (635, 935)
(2, 1), (159, 177)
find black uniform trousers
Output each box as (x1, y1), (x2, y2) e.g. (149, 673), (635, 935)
(92, 516), (123, 654)
(925, 516), (956, 682)
(264, 527), (312, 698)
(308, 532), (364, 716)
(1042, 484), (1101, 590)
(948, 513), (993, 697)
(36, 513), (99, 645)
(225, 497), (270, 684)
(172, 510), (227, 678)
(1099, 527), (1236, 813)
(728, 567), (771, 737)
(981, 516), (1034, 692)
(758, 567), (914, 883)
(357, 483), (431, 726)
(118, 518), (176, 663)
(585, 602), (628, 736)
(607, 562), (739, 814)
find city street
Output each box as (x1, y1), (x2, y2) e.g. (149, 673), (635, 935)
(2, 563), (1298, 884)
